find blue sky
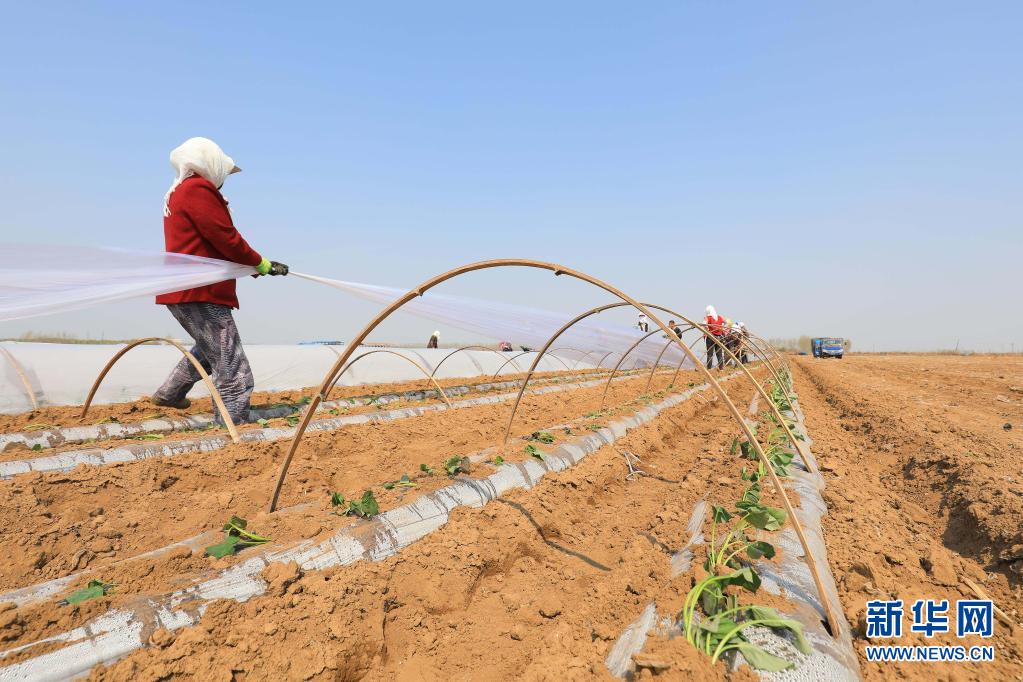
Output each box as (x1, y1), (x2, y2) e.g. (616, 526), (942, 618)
(1, 2), (1020, 351)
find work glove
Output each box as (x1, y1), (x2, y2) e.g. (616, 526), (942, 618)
(255, 258), (289, 276)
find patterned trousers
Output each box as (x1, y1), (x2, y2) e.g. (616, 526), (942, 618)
(705, 335), (725, 370)
(153, 303), (254, 425)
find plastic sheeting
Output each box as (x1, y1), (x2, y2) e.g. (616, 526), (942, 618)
(0, 244), (699, 374)
(0, 342), (597, 414)
(0, 245), (255, 322)
(292, 272), (698, 372)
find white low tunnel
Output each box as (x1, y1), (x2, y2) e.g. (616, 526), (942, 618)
(0, 342), (612, 414)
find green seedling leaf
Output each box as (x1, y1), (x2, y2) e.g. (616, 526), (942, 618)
(699, 613), (740, 636)
(382, 481), (396, 490)
(744, 606), (812, 654)
(746, 540), (775, 560)
(734, 641), (795, 672)
(562, 427), (573, 435)
(94, 416), (120, 425)
(25, 423), (59, 432)
(419, 463), (435, 475)
(443, 455), (465, 476)
(330, 492), (345, 507)
(346, 490), (380, 518)
(493, 455), (505, 466)
(730, 437), (739, 456)
(745, 506), (786, 531)
(531, 431), (555, 444)
(587, 423), (604, 431)
(711, 505), (732, 523)
(130, 433), (164, 441)
(32, 444), (43, 451)
(397, 473), (416, 488)
(256, 418), (269, 427)
(524, 444), (546, 461)
(726, 566), (762, 593)
(205, 534), (242, 558)
(219, 515), (270, 544)
(223, 515), (248, 532)
(62, 579), (113, 605)
(285, 416), (300, 427)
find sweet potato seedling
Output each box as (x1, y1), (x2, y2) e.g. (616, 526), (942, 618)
(60, 579), (114, 606)
(24, 423), (59, 431)
(679, 453), (806, 672)
(530, 431), (555, 444)
(205, 515), (271, 558)
(330, 490), (380, 518)
(443, 455), (471, 475)
(523, 444), (545, 461)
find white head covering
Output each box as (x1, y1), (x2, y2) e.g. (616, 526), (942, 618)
(432, 330), (440, 337)
(705, 305), (717, 317)
(163, 137), (238, 216)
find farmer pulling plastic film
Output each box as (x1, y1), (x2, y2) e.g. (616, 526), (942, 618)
(427, 330), (440, 349)
(150, 137), (288, 425)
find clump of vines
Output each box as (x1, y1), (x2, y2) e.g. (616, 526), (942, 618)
(679, 364), (811, 671)
(679, 472), (810, 670)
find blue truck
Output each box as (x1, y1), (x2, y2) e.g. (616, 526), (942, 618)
(811, 337), (845, 359)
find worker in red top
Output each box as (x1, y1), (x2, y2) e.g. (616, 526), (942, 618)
(151, 137), (288, 426)
(704, 305), (726, 370)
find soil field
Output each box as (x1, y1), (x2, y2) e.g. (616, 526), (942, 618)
(1, 355), (1021, 681)
(791, 354), (1023, 680)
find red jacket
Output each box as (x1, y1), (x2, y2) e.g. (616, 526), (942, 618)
(705, 314), (726, 336)
(156, 175), (262, 309)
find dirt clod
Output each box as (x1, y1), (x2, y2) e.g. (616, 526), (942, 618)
(149, 628), (176, 648)
(261, 560), (302, 596)
(632, 652), (671, 672)
(920, 546), (957, 586)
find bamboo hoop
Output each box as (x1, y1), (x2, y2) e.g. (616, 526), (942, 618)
(81, 337), (240, 443)
(547, 347), (601, 371)
(324, 349), (453, 408)
(491, 350), (571, 377)
(428, 345), (516, 379)
(645, 332), (708, 392)
(266, 258), (840, 638)
(599, 325), (697, 409)
(595, 350), (624, 369)
(0, 345), (39, 411)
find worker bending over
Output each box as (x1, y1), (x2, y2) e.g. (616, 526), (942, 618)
(151, 137), (288, 426)
(738, 322), (750, 364)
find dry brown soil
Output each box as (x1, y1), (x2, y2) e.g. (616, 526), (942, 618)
(2, 355), (1022, 681)
(791, 354), (1023, 680)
